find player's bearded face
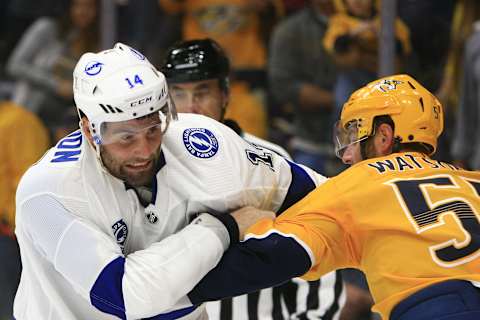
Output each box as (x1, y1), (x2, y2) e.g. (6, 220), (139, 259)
(99, 115), (163, 186)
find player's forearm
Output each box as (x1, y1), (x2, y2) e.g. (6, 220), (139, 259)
(17, 194), (234, 318)
(188, 232), (312, 304)
(121, 213), (231, 317)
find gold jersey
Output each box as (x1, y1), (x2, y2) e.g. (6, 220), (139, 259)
(247, 152), (480, 319)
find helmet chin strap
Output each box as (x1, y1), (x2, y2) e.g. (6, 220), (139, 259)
(392, 137), (402, 153)
(359, 137), (370, 161)
(92, 141), (116, 177)
(80, 120), (111, 175)
(93, 141), (104, 169)
(219, 95), (228, 122)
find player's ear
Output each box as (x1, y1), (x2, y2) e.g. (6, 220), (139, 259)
(80, 117), (94, 146)
(374, 123), (394, 156)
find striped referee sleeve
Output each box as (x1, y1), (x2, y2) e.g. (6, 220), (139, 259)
(205, 271), (345, 320)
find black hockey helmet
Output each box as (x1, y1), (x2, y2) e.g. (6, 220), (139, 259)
(161, 38), (230, 92)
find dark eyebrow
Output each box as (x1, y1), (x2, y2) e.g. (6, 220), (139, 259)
(171, 84), (186, 91)
(194, 83), (210, 91)
(171, 83), (211, 92)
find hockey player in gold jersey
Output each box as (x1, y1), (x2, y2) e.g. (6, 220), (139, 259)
(188, 74), (480, 320)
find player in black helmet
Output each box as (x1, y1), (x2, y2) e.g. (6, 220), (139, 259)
(162, 38), (290, 158)
(162, 39), (230, 122)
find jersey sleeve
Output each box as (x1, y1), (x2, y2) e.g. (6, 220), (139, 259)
(16, 192), (230, 319)
(188, 179), (357, 304)
(252, 181), (358, 279)
(217, 120), (327, 214)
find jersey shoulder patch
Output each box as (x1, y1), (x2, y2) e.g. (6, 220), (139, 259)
(182, 127), (219, 159)
(164, 114), (225, 160)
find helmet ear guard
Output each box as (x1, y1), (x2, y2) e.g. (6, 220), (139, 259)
(336, 74), (443, 157)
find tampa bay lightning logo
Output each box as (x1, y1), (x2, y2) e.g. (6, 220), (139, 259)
(112, 219), (128, 253)
(183, 128), (219, 159)
(85, 61), (104, 76)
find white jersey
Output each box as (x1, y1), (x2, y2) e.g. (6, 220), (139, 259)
(14, 113), (326, 320)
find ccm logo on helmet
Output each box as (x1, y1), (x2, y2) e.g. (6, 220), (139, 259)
(130, 96), (153, 107)
(84, 61), (104, 76)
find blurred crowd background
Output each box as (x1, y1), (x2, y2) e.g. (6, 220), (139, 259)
(1, 0), (479, 319)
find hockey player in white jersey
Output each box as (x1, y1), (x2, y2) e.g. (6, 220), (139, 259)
(14, 43), (326, 320)
(161, 39), (345, 320)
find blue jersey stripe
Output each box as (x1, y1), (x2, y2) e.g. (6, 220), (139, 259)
(90, 256), (126, 319)
(278, 160), (316, 214)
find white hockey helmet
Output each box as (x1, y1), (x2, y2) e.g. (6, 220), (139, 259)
(73, 42), (177, 146)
